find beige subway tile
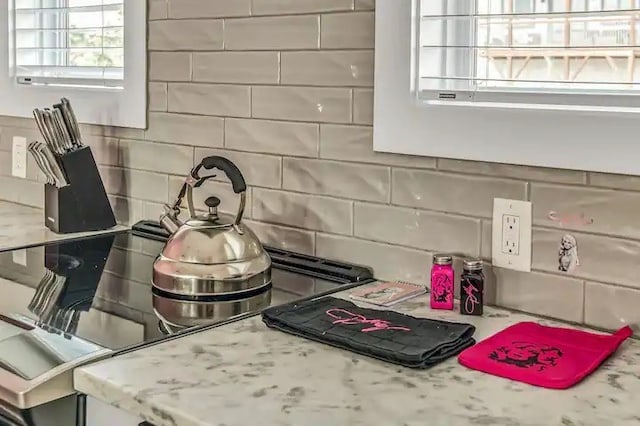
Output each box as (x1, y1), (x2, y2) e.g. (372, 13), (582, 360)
(84, 135), (121, 166)
(169, 175), (252, 217)
(252, 0), (353, 14)
(589, 172), (640, 191)
(320, 124), (436, 168)
(82, 124), (145, 140)
(100, 166), (169, 204)
(0, 176), (44, 208)
(168, 0), (251, 18)
(0, 116), (34, 130)
(149, 20), (223, 51)
(0, 126), (40, 153)
(585, 282), (640, 332)
(353, 88), (373, 125)
(281, 51), (374, 87)
(253, 188), (352, 235)
(355, 0), (375, 10)
(283, 158), (389, 203)
(252, 86), (351, 123)
(393, 169), (527, 218)
(321, 12), (374, 49)
(355, 203), (481, 255)
(149, 82), (168, 112)
(495, 269), (584, 323)
(142, 201), (166, 223)
(225, 16), (319, 50)
(194, 148), (281, 189)
(531, 183), (640, 239)
(438, 159), (587, 185)
(120, 139), (193, 175)
(0, 149), (41, 181)
(149, 52), (191, 82)
(109, 195), (143, 226)
(481, 221), (493, 260)
(532, 228), (640, 290)
(149, 0), (167, 20)
(225, 118), (318, 157)
(245, 220), (315, 255)
(192, 52), (279, 84)
(317, 233), (430, 284)
(145, 112), (223, 148)
(168, 83), (251, 117)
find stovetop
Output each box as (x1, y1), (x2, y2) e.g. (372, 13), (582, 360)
(0, 221), (372, 378)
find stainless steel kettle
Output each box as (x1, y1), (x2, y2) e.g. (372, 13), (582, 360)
(153, 156), (271, 298)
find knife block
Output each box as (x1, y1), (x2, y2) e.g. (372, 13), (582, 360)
(44, 146), (116, 233)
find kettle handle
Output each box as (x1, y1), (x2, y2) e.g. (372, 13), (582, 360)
(192, 156), (247, 194)
(187, 156), (247, 225)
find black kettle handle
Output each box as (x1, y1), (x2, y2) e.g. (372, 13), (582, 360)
(192, 156), (247, 194)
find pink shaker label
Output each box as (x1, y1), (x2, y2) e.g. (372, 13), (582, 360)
(431, 271), (454, 310)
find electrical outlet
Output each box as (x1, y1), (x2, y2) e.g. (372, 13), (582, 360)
(492, 198), (532, 272)
(11, 136), (27, 179)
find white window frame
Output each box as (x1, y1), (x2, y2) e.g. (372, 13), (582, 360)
(0, 0), (146, 129)
(375, 0), (640, 175)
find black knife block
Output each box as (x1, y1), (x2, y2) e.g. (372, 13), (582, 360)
(44, 146), (116, 233)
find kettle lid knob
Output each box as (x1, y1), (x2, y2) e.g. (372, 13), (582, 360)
(205, 196), (221, 219)
(205, 196), (221, 208)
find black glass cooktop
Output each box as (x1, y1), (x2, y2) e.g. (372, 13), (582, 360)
(0, 222), (372, 356)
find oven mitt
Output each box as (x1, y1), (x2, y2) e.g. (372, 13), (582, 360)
(458, 321), (633, 389)
(262, 297), (476, 369)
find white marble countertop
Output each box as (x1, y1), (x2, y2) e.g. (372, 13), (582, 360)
(74, 291), (640, 426)
(0, 200), (126, 251)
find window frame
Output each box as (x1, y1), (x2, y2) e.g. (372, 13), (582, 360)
(418, 0), (640, 112)
(0, 0), (146, 129)
(374, 0), (640, 175)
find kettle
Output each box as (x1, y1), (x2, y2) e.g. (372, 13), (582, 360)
(153, 156), (271, 298)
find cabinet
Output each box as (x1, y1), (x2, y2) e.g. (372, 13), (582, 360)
(85, 396), (152, 426)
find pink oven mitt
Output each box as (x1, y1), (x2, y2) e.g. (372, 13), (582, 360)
(458, 321), (632, 389)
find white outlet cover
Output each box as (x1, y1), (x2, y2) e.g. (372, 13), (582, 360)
(492, 198), (532, 272)
(11, 136), (27, 179)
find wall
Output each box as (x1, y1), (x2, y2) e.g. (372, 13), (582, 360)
(0, 0), (638, 334)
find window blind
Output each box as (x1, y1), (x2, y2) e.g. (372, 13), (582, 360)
(13, 0), (124, 88)
(418, 0), (640, 110)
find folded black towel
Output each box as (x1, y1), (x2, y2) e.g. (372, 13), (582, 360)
(262, 297), (476, 369)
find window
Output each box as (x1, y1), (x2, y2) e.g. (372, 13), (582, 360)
(0, 0), (146, 128)
(14, 0), (124, 88)
(419, 0), (640, 111)
(374, 1), (640, 175)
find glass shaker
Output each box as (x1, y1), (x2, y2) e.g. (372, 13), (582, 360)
(460, 259), (484, 316)
(430, 254), (454, 310)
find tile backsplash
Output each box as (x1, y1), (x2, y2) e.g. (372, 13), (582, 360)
(1, 0), (638, 334)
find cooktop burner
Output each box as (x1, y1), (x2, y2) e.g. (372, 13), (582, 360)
(0, 221), (372, 355)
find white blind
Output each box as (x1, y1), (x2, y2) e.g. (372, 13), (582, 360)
(13, 0), (124, 88)
(419, 0), (640, 109)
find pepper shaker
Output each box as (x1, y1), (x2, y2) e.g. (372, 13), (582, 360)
(430, 254), (454, 310)
(460, 259), (484, 316)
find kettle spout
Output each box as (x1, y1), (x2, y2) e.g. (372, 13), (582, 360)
(159, 204), (182, 235)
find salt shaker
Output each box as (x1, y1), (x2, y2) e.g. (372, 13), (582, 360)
(460, 259), (484, 316)
(430, 254), (454, 310)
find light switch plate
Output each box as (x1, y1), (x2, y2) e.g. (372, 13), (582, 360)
(12, 136), (27, 179)
(492, 198), (532, 272)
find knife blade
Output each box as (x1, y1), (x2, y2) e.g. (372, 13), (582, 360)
(60, 98), (83, 147)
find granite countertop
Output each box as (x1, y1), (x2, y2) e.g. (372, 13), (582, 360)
(74, 291), (640, 426)
(0, 200), (126, 251)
